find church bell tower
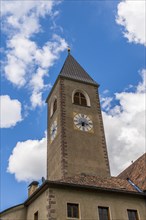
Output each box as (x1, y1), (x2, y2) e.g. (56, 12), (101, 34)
(46, 51), (110, 180)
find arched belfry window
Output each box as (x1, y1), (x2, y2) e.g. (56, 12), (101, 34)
(53, 99), (57, 114)
(72, 90), (91, 107)
(50, 97), (57, 117)
(74, 92), (87, 106)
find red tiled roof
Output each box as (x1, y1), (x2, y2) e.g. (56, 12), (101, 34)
(59, 174), (137, 193)
(58, 154), (146, 193)
(118, 153), (146, 191)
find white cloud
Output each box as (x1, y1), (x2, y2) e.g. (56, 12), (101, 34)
(7, 135), (47, 182)
(100, 96), (113, 111)
(0, 95), (22, 128)
(30, 91), (44, 109)
(116, 0), (145, 46)
(1, 1), (55, 25)
(5, 52), (27, 86)
(1, 1), (67, 108)
(102, 70), (146, 175)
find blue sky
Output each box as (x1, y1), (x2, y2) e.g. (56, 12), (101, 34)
(0, 0), (145, 211)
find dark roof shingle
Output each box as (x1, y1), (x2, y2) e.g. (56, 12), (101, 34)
(59, 54), (98, 86)
(58, 154), (146, 193)
(59, 174), (138, 193)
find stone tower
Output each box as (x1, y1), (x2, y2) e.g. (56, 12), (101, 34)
(46, 52), (110, 180)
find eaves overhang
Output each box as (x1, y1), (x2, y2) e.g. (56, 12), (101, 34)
(24, 180), (146, 206)
(0, 204), (24, 215)
(1, 180), (145, 213)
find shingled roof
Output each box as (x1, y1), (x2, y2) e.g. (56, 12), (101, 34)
(24, 154), (146, 206)
(57, 154), (146, 193)
(59, 53), (98, 86)
(118, 153), (146, 191)
(59, 174), (141, 193)
(24, 175), (145, 208)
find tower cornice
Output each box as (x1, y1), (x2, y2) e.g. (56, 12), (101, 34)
(46, 75), (99, 103)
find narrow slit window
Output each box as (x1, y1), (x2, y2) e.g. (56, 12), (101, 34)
(34, 211), (38, 220)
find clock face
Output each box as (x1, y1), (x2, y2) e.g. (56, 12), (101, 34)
(50, 120), (57, 142)
(74, 113), (93, 132)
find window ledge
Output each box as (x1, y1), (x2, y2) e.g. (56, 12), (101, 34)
(66, 218), (79, 220)
(73, 103), (91, 108)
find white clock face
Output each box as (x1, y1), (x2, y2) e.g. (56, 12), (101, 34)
(50, 120), (57, 142)
(74, 113), (93, 132)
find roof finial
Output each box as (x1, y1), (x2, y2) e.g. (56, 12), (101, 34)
(67, 46), (71, 54)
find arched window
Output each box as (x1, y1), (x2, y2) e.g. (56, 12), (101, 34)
(50, 97), (57, 117)
(53, 99), (57, 114)
(72, 89), (91, 107)
(74, 92), (87, 106)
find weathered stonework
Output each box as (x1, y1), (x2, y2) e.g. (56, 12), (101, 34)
(59, 78), (68, 178)
(47, 74), (111, 180)
(47, 189), (57, 220)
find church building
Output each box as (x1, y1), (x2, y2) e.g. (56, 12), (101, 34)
(0, 51), (146, 220)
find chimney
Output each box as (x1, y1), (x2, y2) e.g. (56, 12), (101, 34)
(28, 181), (39, 197)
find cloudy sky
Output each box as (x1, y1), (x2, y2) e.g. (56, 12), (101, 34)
(0, 0), (145, 211)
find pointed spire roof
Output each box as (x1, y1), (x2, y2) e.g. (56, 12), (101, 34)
(59, 53), (98, 86)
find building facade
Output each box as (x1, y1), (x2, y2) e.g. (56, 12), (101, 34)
(1, 52), (146, 220)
